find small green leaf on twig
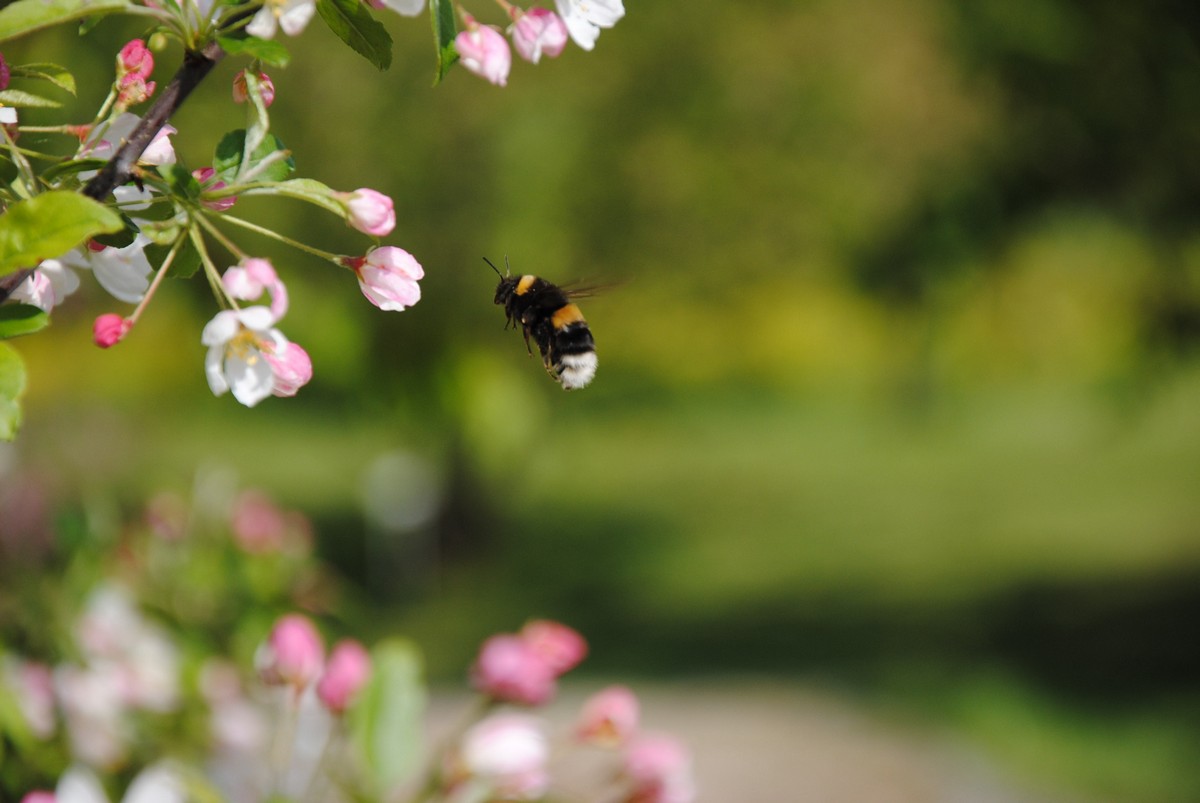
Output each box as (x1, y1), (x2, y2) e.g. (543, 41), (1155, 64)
(316, 0), (392, 71)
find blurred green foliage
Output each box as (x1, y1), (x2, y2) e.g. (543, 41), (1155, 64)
(3, 0), (1200, 799)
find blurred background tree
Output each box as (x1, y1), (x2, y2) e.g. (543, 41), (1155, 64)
(2, 0), (1199, 799)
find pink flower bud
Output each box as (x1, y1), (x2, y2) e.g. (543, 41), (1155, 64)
(577, 684), (639, 746)
(337, 188), (395, 237)
(93, 314), (132, 348)
(266, 341), (312, 397)
(510, 8), (569, 63)
(316, 639), (372, 713)
(232, 69), (276, 107)
(623, 734), (696, 803)
(471, 634), (558, 705)
(256, 614), (325, 690)
(351, 246), (423, 311)
(520, 619), (587, 675)
(455, 23), (512, 87)
(0, 53), (10, 92)
(118, 39), (154, 80)
(193, 166), (237, 212)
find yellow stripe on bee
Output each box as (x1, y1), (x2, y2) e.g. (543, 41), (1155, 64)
(552, 303), (586, 330)
(515, 275), (538, 295)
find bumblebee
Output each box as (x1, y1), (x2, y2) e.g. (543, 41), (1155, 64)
(487, 257), (598, 390)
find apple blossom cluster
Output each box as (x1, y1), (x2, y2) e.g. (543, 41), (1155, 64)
(454, 0), (626, 87)
(0, 38), (426, 409)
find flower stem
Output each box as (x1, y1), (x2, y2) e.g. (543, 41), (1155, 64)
(195, 213), (248, 262)
(217, 214), (342, 263)
(128, 230), (186, 325)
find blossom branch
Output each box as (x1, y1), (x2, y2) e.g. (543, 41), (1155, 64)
(0, 41), (225, 303)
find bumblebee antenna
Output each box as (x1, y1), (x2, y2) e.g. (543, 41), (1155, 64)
(483, 257), (503, 278)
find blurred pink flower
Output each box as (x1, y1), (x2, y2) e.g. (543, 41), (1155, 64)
(317, 639), (372, 713)
(4, 660), (56, 740)
(256, 614), (325, 690)
(459, 713), (549, 800)
(55, 664), (128, 769)
(471, 634), (557, 705)
(510, 7), (569, 63)
(337, 188), (395, 237)
(456, 22), (511, 86)
(20, 792), (54, 803)
(0, 53), (9, 92)
(622, 733), (695, 803)
(347, 246), (424, 311)
(230, 489), (288, 553)
(520, 619), (587, 674)
(577, 684), (639, 746)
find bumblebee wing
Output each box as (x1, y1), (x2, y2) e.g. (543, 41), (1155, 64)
(556, 278), (625, 300)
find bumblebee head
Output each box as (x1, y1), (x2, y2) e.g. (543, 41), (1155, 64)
(494, 277), (516, 306)
(485, 257), (514, 306)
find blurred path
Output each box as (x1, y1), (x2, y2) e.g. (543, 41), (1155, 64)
(430, 680), (1087, 803)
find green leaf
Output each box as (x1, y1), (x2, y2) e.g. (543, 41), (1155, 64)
(91, 211), (138, 249)
(264, 178), (346, 216)
(429, 0), (459, 85)
(0, 89), (62, 109)
(10, 63), (77, 95)
(156, 162), (202, 201)
(0, 342), (25, 441)
(146, 234), (201, 280)
(216, 35), (292, 68)
(349, 639), (426, 793)
(0, 191), (123, 276)
(316, 0), (392, 71)
(0, 304), (49, 339)
(213, 129), (294, 183)
(0, 0), (132, 42)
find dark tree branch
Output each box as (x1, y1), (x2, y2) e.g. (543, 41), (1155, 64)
(0, 40), (226, 302)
